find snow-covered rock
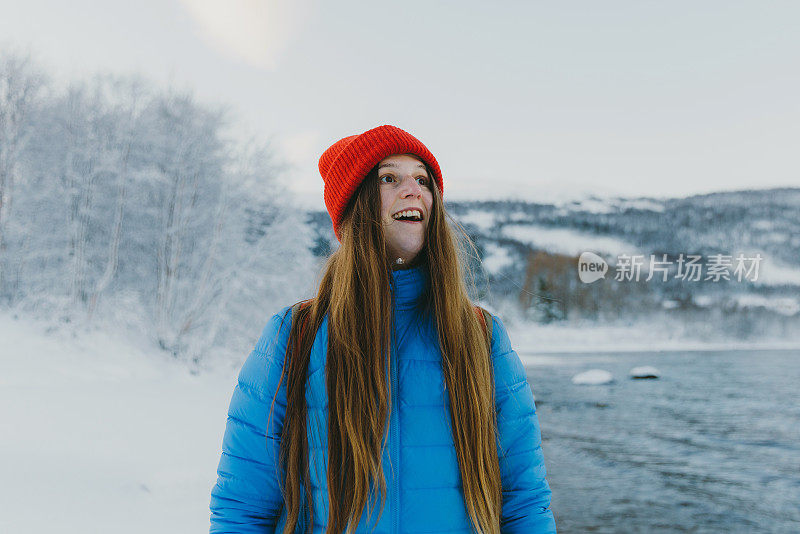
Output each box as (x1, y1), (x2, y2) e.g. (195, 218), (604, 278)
(571, 369), (614, 385)
(629, 366), (660, 379)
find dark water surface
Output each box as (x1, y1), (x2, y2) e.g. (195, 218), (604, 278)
(524, 349), (800, 534)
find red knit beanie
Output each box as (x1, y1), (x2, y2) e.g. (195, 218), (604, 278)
(318, 124), (443, 242)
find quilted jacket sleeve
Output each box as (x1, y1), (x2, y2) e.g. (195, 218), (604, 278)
(491, 314), (557, 533)
(209, 305), (294, 533)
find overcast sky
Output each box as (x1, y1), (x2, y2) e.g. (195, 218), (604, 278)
(2, 0), (798, 210)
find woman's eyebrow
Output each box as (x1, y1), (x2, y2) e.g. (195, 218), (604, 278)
(378, 162), (427, 170)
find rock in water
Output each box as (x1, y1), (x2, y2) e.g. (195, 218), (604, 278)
(571, 369), (614, 385)
(629, 366), (660, 379)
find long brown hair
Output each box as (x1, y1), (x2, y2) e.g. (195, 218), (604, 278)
(269, 157), (501, 534)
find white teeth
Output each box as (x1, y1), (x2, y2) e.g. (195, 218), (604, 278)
(392, 209), (422, 220)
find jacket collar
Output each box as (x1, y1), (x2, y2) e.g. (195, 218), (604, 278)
(389, 262), (430, 310)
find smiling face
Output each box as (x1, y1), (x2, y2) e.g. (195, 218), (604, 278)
(378, 154), (434, 268)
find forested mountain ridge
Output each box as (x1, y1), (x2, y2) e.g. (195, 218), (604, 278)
(305, 187), (800, 329)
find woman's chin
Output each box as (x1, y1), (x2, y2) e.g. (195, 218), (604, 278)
(392, 244), (423, 260)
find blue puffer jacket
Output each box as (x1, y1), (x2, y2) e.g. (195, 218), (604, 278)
(210, 265), (556, 533)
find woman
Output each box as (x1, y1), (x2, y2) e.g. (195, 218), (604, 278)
(209, 125), (556, 533)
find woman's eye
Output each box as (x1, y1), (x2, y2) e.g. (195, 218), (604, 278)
(379, 175), (429, 187)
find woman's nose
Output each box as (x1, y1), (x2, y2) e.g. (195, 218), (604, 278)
(399, 175), (423, 196)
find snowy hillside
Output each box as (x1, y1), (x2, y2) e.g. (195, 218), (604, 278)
(444, 187), (800, 283)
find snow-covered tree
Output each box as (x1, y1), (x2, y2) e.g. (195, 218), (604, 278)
(2, 50), (317, 363)
(0, 49), (47, 300)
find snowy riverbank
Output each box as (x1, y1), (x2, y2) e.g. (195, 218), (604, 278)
(504, 318), (800, 366)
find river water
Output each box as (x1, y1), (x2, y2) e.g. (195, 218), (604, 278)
(524, 349), (800, 533)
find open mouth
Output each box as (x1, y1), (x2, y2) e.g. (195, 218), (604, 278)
(391, 208), (424, 224)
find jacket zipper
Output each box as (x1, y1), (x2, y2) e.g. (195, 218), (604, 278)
(391, 311), (399, 534)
